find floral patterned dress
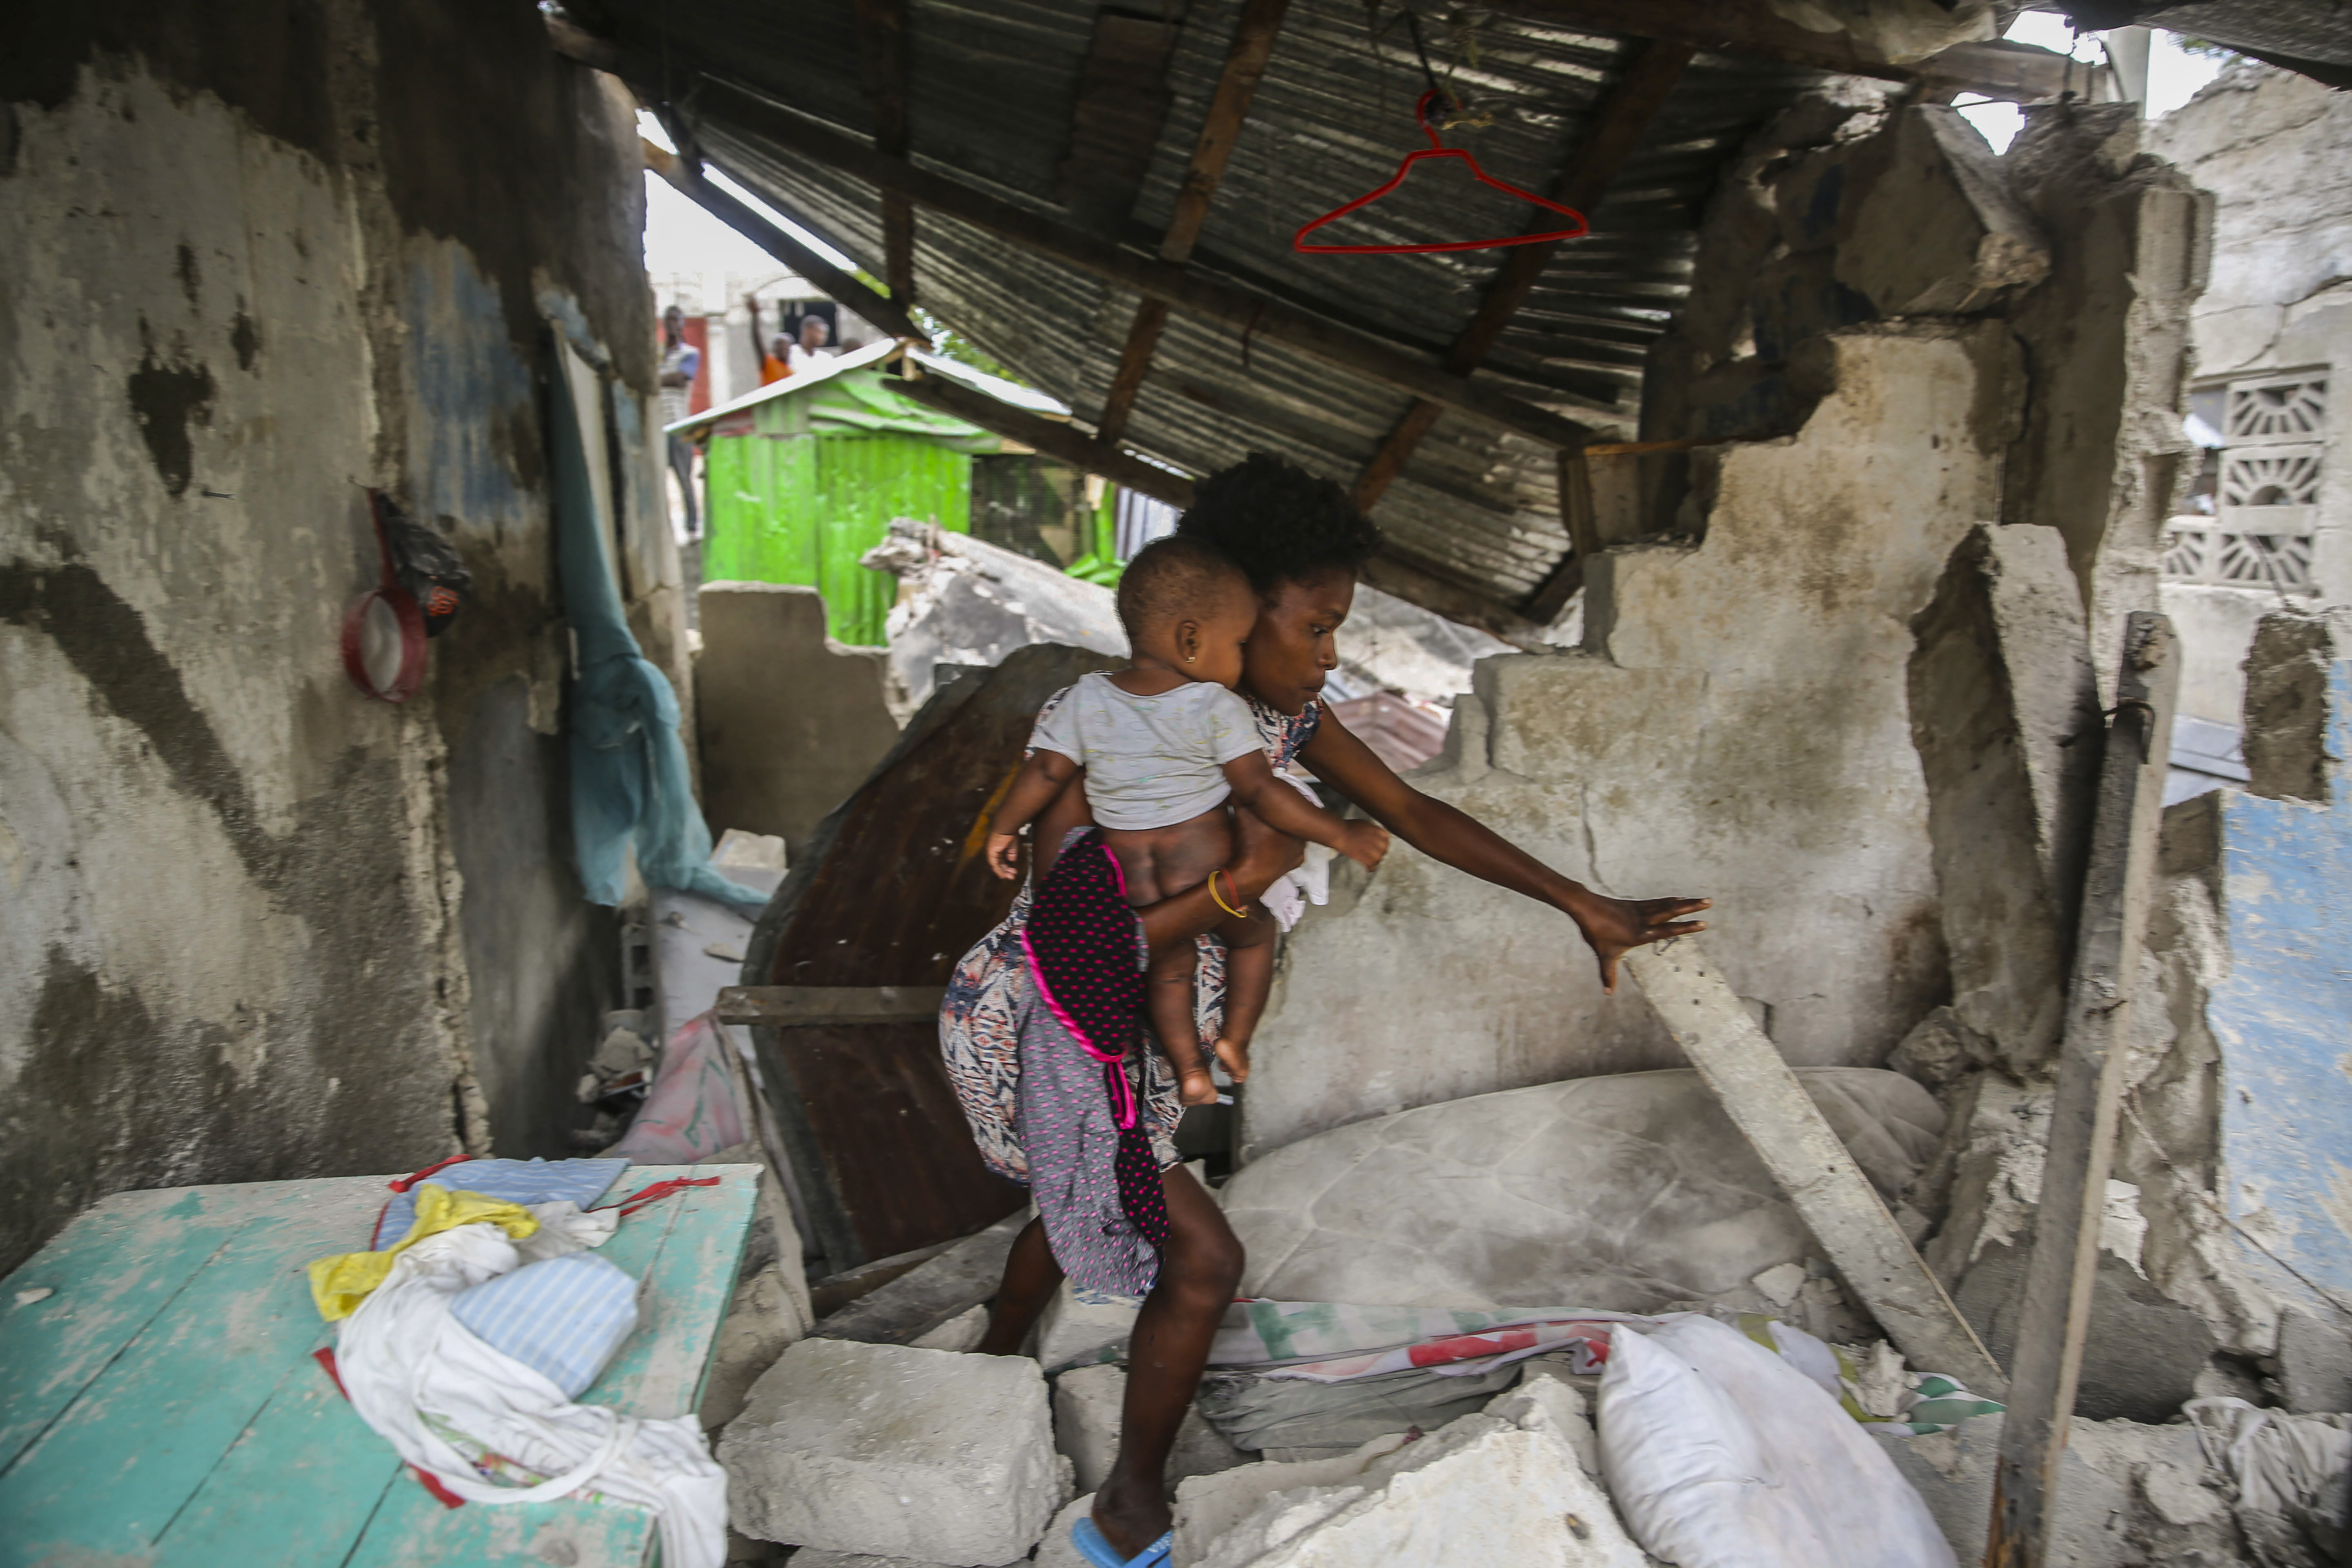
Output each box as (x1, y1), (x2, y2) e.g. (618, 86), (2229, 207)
(939, 689), (1323, 1182)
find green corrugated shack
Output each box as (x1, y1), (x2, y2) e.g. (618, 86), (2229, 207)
(673, 344), (1118, 646)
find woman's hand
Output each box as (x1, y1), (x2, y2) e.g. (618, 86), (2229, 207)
(1566, 893), (1712, 995)
(986, 832), (1022, 880)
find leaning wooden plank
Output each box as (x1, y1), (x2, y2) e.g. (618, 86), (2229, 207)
(0, 1178), (384, 1561)
(1624, 942), (2007, 1396)
(715, 984), (948, 1027)
(1986, 613), (2179, 1568)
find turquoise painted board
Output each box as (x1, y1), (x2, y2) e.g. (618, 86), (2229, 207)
(0, 1165), (757, 1568)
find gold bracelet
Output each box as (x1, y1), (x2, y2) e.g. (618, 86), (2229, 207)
(1208, 869), (1246, 919)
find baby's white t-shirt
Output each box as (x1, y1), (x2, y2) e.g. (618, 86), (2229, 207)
(1029, 673), (1261, 830)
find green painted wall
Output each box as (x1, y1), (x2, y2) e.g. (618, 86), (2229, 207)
(700, 365), (990, 646)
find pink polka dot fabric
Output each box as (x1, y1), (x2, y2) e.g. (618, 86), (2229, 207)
(1021, 831), (1172, 1282)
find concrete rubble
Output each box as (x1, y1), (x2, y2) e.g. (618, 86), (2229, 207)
(1174, 1374), (1649, 1568)
(1052, 1363), (1251, 1494)
(861, 518), (1519, 725)
(720, 1338), (1070, 1565)
(1876, 1412), (2246, 1566)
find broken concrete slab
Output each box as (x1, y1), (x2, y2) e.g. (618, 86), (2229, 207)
(1172, 1434), (1417, 1564)
(791, 1555), (961, 1568)
(1907, 523), (2103, 1072)
(1029, 1492), (1095, 1568)
(1836, 105), (2050, 317)
(811, 1209), (1026, 1346)
(2277, 1305), (2352, 1415)
(721, 1338), (1068, 1565)
(700, 1263), (810, 1433)
(910, 1304), (988, 1352)
(1184, 1408), (1646, 1568)
(1874, 1412), (2245, 1566)
(1221, 1067), (1941, 1314)
(1036, 1281), (1139, 1373)
(695, 581), (902, 860)
(1051, 1362), (1252, 1494)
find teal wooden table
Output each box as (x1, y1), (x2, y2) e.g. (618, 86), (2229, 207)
(0, 1163), (757, 1568)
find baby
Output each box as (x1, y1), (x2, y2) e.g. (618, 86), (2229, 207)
(986, 537), (1388, 1104)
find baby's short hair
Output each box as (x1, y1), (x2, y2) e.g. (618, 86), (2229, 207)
(1115, 536), (1248, 641)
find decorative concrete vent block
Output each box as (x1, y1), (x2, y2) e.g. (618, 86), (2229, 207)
(719, 1338), (1067, 1566)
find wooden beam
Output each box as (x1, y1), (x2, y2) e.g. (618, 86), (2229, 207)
(1098, 0), (1291, 443)
(716, 985), (948, 1028)
(1624, 939), (2009, 1395)
(1353, 39), (1691, 511)
(1475, 0), (1914, 82)
(895, 370), (1199, 511)
(1987, 613), (2180, 1568)
(680, 75), (1613, 450)
(1521, 448), (1598, 624)
(855, 0), (916, 303)
(639, 140), (923, 343)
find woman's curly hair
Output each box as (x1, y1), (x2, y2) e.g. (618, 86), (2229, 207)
(1174, 452), (1382, 593)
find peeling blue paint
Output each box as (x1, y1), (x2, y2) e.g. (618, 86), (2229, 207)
(2214, 658), (2352, 1303)
(406, 251), (537, 535)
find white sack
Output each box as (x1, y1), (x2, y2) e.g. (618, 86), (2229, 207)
(1598, 1314), (1953, 1568)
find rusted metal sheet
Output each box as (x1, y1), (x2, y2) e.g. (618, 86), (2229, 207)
(742, 643), (1123, 1270)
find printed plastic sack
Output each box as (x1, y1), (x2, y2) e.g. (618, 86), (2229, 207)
(608, 1012), (746, 1163)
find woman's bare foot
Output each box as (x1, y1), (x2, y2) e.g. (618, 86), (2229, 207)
(1090, 1469), (1172, 1560)
(1176, 1067), (1221, 1107)
(1212, 1034), (1251, 1084)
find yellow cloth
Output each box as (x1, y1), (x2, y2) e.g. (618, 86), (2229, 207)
(307, 1183), (540, 1321)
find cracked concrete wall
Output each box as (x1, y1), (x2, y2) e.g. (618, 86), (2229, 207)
(2001, 101), (2208, 699)
(1241, 323), (2013, 1162)
(2149, 64), (2352, 726)
(0, 1), (677, 1274)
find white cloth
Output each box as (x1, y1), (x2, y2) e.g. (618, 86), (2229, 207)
(1598, 1314), (1953, 1568)
(1029, 672), (1261, 830)
(513, 1200), (621, 1264)
(1258, 776), (1334, 931)
(2189, 1397), (2352, 1567)
(336, 1222), (727, 1568)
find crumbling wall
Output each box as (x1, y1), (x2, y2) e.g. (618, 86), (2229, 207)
(2001, 102), (2208, 697)
(1241, 100), (2053, 1162)
(0, 0), (673, 1273)
(2148, 65), (2352, 725)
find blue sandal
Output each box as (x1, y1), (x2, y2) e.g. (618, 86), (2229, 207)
(1071, 1517), (1174, 1568)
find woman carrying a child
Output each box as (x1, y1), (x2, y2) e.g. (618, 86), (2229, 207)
(940, 453), (1709, 1568)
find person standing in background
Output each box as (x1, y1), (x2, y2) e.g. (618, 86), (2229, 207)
(659, 303), (702, 539)
(745, 296), (793, 387)
(787, 310), (834, 373)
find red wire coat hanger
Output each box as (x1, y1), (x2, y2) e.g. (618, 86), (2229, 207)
(1294, 89), (1590, 255)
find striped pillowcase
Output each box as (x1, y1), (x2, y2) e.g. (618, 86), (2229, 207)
(449, 1252), (640, 1399)
(375, 1158), (628, 1248)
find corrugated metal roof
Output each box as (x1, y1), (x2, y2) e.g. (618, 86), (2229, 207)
(597, 0), (1844, 614)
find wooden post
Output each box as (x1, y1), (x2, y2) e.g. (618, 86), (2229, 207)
(1985, 611), (2180, 1568)
(1624, 940), (2008, 1395)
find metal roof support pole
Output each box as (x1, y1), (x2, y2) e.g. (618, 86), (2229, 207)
(638, 139), (923, 343)
(1986, 613), (2180, 1568)
(1350, 39), (1693, 514)
(1096, 0), (1292, 445)
(855, 0), (918, 305)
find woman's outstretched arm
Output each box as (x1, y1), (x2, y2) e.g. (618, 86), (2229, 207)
(1297, 710), (1708, 993)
